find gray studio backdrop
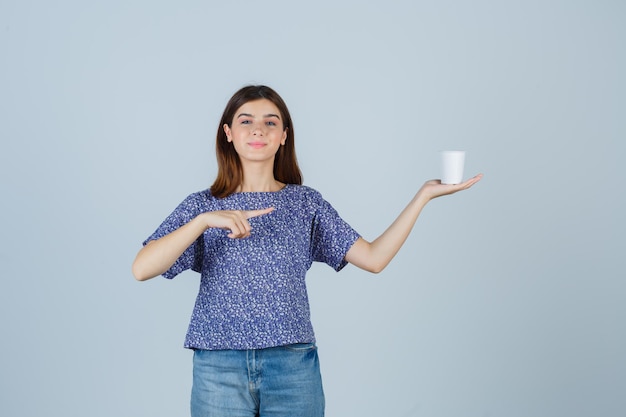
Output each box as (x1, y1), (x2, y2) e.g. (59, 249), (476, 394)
(1, 1), (624, 416)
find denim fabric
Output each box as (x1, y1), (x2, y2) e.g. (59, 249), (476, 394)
(191, 343), (324, 417)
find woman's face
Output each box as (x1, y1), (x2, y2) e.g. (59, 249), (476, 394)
(223, 99), (287, 165)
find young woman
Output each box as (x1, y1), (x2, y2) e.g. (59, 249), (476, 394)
(132, 85), (482, 417)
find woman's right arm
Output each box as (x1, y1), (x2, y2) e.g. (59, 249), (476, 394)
(132, 214), (210, 281)
(132, 207), (274, 281)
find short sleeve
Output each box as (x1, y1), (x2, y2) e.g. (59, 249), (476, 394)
(143, 194), (205, 279)
(310, 193), (360, 272)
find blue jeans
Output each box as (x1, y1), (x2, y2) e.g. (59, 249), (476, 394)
(191, 343), (325, 417)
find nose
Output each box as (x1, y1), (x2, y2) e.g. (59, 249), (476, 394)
(251, 121), (264, 136)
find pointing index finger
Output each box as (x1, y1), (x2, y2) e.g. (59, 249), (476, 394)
(244, 207), (275, 219)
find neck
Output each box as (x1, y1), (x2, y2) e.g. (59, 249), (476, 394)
(238, 163), (282, 192)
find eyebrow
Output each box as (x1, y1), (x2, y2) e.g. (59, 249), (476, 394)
(236, 113), (281, 119)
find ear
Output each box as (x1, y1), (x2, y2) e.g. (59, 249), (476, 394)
(281, 127), (288, 145)
(223, 124), (232, 142)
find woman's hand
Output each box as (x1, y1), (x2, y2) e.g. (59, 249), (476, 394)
(202, 207), (275, 239)
(345, 173), (483, 273)
(132, 207), (275, 281)
(417, 173), (483, 202)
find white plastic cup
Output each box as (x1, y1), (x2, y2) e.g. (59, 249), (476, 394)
(440, 151), (465, 185)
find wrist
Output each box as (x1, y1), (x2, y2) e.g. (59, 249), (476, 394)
(413, 189), (432, 206)
(196, 212), (213, 231)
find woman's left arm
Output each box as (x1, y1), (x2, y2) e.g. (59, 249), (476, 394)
(344, 174), (483, 273)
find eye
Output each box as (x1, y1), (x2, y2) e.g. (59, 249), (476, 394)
(266, 121), (277, 126)
(240, 119), (251, 125)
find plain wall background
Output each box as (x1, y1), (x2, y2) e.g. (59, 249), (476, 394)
(1, 1), (624, 416)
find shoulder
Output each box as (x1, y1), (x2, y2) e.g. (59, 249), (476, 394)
(281, 184), (336, 215)
(177, 189), (218, 212)
(284, 184), (322, 199)
(281, 184), (325, 205)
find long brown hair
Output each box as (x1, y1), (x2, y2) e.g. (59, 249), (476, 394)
(210, 85), (303, 198)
